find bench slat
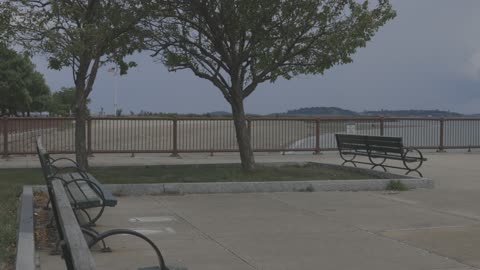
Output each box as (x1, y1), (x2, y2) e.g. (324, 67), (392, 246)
(70, 172), (118, 207)
(57, 173), (102, 209)
(336, 134), (404, 154)
(51, 180), (96, 270)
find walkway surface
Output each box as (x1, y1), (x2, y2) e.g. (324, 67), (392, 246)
(12, 150), (480, 270)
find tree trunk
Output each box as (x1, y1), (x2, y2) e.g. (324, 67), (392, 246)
(74, 85), (89, 170)
(230, 96), (255, 172)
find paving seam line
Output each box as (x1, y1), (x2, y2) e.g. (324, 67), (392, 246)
(153, 200), (258, 270)
(370, 193), (480, 223)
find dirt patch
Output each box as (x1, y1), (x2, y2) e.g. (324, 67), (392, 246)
(33, 192), (57, 251)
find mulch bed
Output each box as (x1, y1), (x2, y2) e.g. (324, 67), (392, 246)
(33, 192), (57, 251)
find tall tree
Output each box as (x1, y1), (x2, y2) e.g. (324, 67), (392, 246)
(0, 1), (14, 43)
(145, 0), (396, 171)
(14, 0), (154, 169)
(0, 45), (50, 116)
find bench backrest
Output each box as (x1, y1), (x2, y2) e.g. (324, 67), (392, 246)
(36, 137), (54, 179)
(50, 179), (96, 270)
(335, 134), (404, 154)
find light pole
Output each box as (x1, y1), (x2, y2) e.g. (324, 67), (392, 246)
(108, 66), (119, 116)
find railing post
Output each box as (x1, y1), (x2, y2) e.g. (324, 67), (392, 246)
(170, 117), (179, 157)
(380, 117), (385, 136)
(314, 119), (320, 154)
(247, 117), (252, 152)
(438, 118), (445, 152)
(2, 117), (8, 158)
(87, 117), (93, 156)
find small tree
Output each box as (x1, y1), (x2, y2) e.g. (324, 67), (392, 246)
(145, 0), (396, 171)
(14, 0), (154, 169)
(0, 45), (50, 116)
(49, 87), (91, 116)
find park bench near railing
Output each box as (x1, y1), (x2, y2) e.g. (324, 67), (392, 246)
(36, 136), (117, 226)
(49, 179), (175, 270)
(335, 134), (427, 177)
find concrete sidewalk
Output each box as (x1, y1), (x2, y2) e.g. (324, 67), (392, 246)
(31, 151), (480, 269)
(1, 151), (328, 168)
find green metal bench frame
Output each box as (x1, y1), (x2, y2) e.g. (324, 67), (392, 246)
(335, 134), (427, 177)
(36, 136), (117, 226)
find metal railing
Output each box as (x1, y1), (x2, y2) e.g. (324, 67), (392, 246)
(2, 116), (480, 157)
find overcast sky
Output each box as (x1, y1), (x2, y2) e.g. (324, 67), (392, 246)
(32, 0), (480, 115)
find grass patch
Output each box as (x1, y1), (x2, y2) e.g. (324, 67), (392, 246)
(0, 173), (43, 269)
(386, 180), (409, 191)
(90, 163), (380, 183)
(0, 162), (381, 267)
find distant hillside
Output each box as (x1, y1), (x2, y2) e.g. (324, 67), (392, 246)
(271, 107), (467, 117)
(207, 111), (231, 116)
(363, 109), (463, 117)
(279, 107), (358, 116)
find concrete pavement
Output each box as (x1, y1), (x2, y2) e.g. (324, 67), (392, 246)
(27, 150), (480, 269)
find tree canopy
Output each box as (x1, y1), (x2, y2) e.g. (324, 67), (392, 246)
(145, 0), (396, 170)
(0, 45), (50, 116)
(13, 0), (156, 169)
(0, 2), (14, 43)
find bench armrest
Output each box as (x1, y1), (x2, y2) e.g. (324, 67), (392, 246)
(49, 157), (80, 168)
(87, 229), (169, 270)
(403, 148), (427, 161)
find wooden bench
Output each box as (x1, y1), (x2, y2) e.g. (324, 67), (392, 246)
(49, 179), (175, 270)
(36, 136), (117, 226)
(335, 134), (427, 177)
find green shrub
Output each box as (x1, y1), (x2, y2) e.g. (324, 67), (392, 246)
(386, 180), (408, 191)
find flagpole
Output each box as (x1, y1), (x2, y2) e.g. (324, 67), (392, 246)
(114, 66), (118, 116)
(108, 66), (119, 116)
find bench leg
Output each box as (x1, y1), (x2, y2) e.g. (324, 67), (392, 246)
(341, 160), (357, 168)
(78, 207), (106, 227)
(81, 228), (111, 253)
(46, 215), (55, 228)
(370, 164), (387, 172)
(51, 240), (61, 256)
(43, 198), (51, 210)
(405, 170), (423, 178)
(79, 209), (95, 226)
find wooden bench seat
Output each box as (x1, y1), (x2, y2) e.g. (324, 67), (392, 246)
(60, 172), (117, 208)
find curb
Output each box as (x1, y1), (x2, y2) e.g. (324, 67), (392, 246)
(15, 186), (35, 270)
(118, 178), (433, 195)
(32, 177), (433, 196)
(30, 162), (433, 195)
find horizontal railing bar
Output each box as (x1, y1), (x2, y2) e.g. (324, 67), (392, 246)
(6, 116), (480, 121)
